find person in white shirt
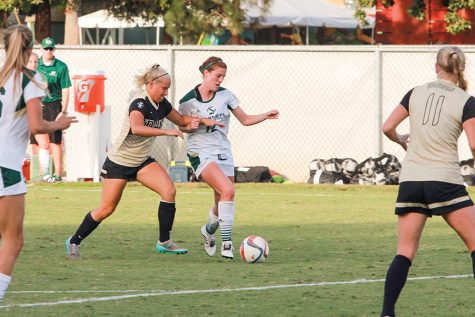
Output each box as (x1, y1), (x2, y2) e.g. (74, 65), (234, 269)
(0, 24), (76, 303)
(179, 56), (279, 259)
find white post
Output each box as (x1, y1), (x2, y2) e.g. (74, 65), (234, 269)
(375, 46), (383, 156)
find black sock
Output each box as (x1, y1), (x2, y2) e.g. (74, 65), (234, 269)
(381, 255), (412, 317)
(158, 201), (176, 242)
(70, 212), (101, 245)
(471, 251), (475, 279)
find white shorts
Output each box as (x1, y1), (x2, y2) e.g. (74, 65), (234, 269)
(0, 165), (26, 197)
(187, 151), (234, 178)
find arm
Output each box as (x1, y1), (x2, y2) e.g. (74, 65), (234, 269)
(231, 106), (279, 126)
(166, 108), (224, 132)
(382, 104), (409, 151)
(463, 117), (475, 160)
(129, 110), (183, 138)
(27, 97), (76, 134)
(61, 87), (69, 112)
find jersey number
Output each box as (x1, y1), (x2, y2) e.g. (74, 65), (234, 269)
(0, 86), (5, 118)
(206, 125), (218, 133)
(422, 93), (445, 126)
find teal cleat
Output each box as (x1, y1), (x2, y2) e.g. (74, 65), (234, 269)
(155, 240), (188, 254)
(65, 237), (81, 259)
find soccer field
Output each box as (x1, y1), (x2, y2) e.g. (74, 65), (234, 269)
(1, 183), (474, 317)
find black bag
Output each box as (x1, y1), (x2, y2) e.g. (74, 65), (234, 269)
(460, 159), (475, 186)
(234, 166), (272, 183)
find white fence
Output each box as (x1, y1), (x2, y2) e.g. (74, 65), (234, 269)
(2, 45), (475, 182)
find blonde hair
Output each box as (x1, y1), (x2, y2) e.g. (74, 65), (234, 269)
(0, 25), (46, 97)
(436, 46), (467, 91)
(135, 64), (169, 88)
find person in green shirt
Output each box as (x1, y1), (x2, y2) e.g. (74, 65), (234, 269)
(33, 37), (72, 182)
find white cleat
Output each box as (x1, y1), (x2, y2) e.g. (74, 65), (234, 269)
(201, 225), (216, 256)
(221, 241), (234, 259)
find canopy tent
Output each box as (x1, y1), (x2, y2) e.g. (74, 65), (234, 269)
(78, 10), (164, 45)
(244, 0), (374, 44)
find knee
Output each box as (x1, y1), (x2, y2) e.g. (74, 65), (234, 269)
(220, 185), (235, 201)
(161, 186), (176, 202)
(5, 234), (24, 257)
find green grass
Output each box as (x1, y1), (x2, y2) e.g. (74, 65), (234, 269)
(1, 183), (475, 316)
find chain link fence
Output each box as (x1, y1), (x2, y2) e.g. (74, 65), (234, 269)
(2, 45), (475, 182)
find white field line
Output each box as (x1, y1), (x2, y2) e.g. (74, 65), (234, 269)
(0, 274), (471, 309)
(34, 187), (337, 197)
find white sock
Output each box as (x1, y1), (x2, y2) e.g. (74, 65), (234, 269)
(205, 207), (219, 234)
(218, 201), (235, 242)
(38, 148), (51, 176)
(0, 272), (12, 302)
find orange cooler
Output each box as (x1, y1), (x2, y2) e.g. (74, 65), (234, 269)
(72, 70), (106, 113)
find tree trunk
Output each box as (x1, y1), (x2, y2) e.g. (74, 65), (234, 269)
(64, 0), (79, 45)
(35, 0), (51, 42)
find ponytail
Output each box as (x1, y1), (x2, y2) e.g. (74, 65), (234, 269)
(436, 46), (467, 91)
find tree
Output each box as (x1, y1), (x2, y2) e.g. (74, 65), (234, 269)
(64, 0), (79, 44)
(105, 0), (270, 44)
(355, 0), (475, 34)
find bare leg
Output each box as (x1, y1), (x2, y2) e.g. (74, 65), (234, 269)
(0, 195), (25, 276)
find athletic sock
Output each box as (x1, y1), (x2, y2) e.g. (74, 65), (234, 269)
(471, 250), (475, 279)
(218, 201), (235, 242)
(0, 272), (12, 302)
(158, 201), (176, 243)
(70, 212), (101, 245)
(381, 254), (412, 317)
(38, 148), (51, 176)
(205, 207), (219, 234)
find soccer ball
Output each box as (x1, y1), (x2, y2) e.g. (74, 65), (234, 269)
(240, 235), (269, 263)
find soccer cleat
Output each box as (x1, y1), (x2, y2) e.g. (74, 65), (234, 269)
(42, 174), (55, 183)
(53, 175), (62, 183)
(221, 241), (234, 259)
(65, 237), (81, 259)
(155, 240), (188, 254)
(200, 225), (216, 256)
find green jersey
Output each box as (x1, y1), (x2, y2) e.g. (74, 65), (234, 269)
(38, 57), (71, 103)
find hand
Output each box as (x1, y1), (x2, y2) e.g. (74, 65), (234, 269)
(55, 112), (78, 130)
(201, 118), (225, 128)
(266, 109), (279, 120)
(185, 117), (200, 130)
(398, 133), (410, 151)
(166, 129), (184, 139)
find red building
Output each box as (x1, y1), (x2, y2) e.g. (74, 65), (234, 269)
(375, 0), (475, 44)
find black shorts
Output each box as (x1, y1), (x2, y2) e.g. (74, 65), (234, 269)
(395, 181), (474, 217)
(30, 101), (63, 145)
(100, 156), (156, 181)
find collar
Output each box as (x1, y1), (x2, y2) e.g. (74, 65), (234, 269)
(39, 57), (56, 67)
(145, 91), (159, 110)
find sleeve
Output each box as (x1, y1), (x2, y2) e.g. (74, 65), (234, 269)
(128, 98), (148, 116)
(23, 72), (46, 104)
(60, 64), (72, 89)
(227, 90), (240, 110)
(160, 98), (173, 116)
(399, 88), (413, 111)
(462, 96), (475, 123)
(178, 100), (191, 116)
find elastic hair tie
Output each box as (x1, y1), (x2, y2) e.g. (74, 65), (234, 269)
(200, 59), (223, 73)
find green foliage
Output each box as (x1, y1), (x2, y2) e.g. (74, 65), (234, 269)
(408, 0), (426, 20)
(103, 0), (270, 44)
(444, 10), (472, 33)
